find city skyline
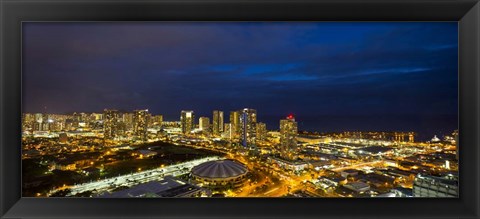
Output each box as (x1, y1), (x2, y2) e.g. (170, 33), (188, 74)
(23, 106), (456, 142)
(22, 22), (459, 198)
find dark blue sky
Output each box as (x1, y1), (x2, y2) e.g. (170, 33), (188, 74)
(22, 22), (458, 137)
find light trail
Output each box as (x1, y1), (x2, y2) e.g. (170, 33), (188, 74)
(263, 187), (279, 195)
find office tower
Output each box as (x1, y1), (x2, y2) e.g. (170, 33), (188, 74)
(133, 109), (149, 141)
(280, 115), (298, 160)
(181, 110), (195, 134)
(240, 108), (257, 147)
(199, 117), (210, 132)
(413, 174), (458, 197)
(229, 111), (241, 140)
(256, 122), (267, 142)
(103, 109), (119, 140)
(212, 110), (224, 136)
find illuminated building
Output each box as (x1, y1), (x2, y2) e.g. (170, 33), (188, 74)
(212, 110), (224, 136)
(256, 122), (267, 142)
(152, 115), (163, 126)
(240, 108), (257, 147)
(122, 113), (134, 131)
(229, 111), (241, 140)
(103, 109), (119, 140)
(391, 187), (413, 197)
(413, 174), (458, 197)
(268, 156), (307, 171)
(393, 132), (407, 142)
(431, 135), (441, 142)
(223, 123), (233, 140)
(133, 109), (149, 141)
(72, 112), (81, 128)
(191, 159), (248, 190)
(22, 113), (35, 131)
(408, 132), (415, 143)
(79, 112), (89, 125)
(91, 113), (103, 121)
(181, 110), (195, 134)
(98, 176), (208, 197)
(453, 130), (459, 160)
(199, 117), (210, 132)
(279, 114), (298, 159)
(343, 182), (370, 193)
(34, 113), (45, 131)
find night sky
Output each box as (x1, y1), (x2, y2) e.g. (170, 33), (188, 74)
(23, 22), (458, 139)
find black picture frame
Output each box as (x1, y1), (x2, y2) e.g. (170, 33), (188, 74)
(1, 0), (479, 218)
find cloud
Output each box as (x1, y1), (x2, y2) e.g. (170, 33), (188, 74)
(22, 22), (458, 124)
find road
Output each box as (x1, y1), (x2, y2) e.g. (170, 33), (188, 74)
(331, 160), (384, 172)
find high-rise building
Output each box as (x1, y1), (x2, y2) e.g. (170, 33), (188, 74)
(256, 122), (267, 143)
(181, 111), (195, 134)
(223, 123), (233, 140)
(413, 174), (458, 197)
(122, 113), (134, 131)
(230, 111), (241, 140)
(22, 113), (35, 131)
(199, 117), (210, 132)
(212, 110), (224, 136)
(103, 109), (119, 140)
(240, 108), (257, 147)
(133, 109), (149, 141)
(33, 113), (44, 131)
(279, 115), (298, 160)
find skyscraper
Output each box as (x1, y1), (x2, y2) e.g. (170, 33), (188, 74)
(181, 110), (195, 134)
(280, 115), (298, 160)
(229, 111), (241, 140)
(133, 109), (149, 141)
(34, 113), (44, 131)
(122, 113), (134, 132)
(240, 108), (257, 147)
(199, 117), (210, 132)
(22, 113), (35, 131)
(256, 122), (267, 143)
(223, 123), (233, 140)
(103, 109), (119, 140)
(212, 110), (224, 136)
